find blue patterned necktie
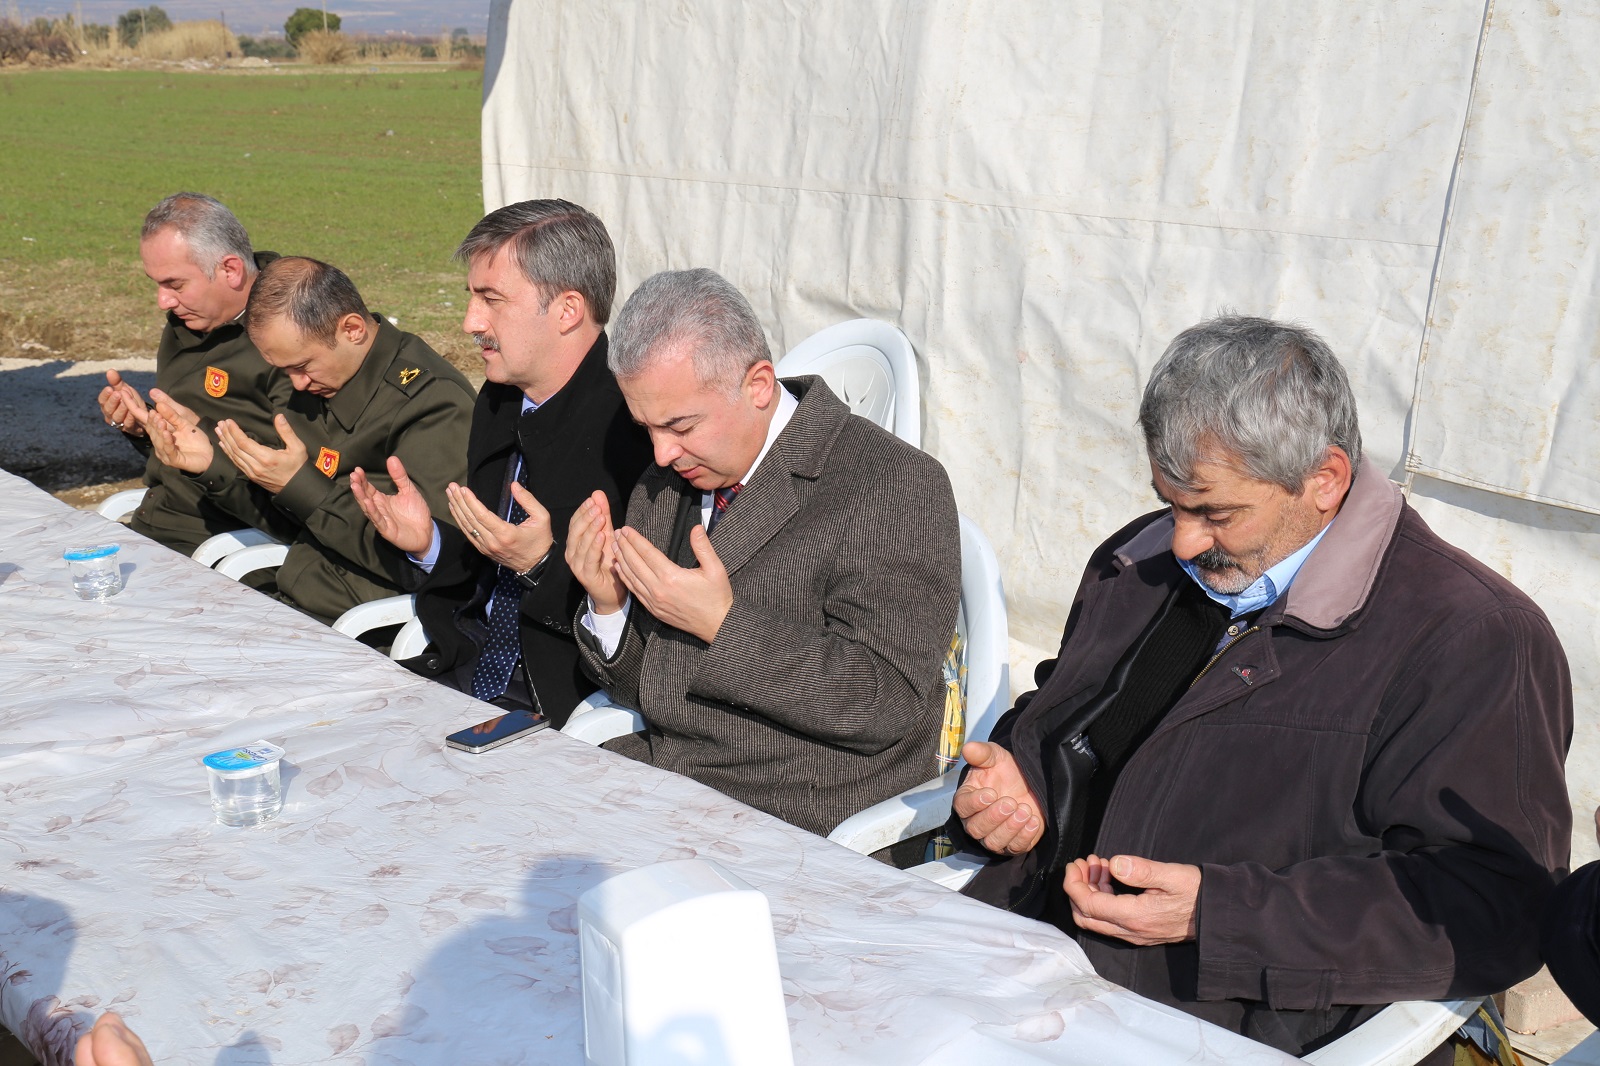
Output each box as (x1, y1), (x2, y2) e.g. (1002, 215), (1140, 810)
(470, 473), (531, 703)
(708, 483), (742, 533)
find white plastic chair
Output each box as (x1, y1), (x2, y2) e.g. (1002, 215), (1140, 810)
(327, 594), (431, 660)
(904, 862), (1476, 1066)
(213, 542), (290, 580)
(775, 319), (921, 447)
(826, 513), (1009, 855)
(561, 689), (646, 744)
(333, 594), (419, 639)
(389, 615), (432, 660)
(1300, 999), (1478, 1065)
(95, 488), (147, 521)
(191, 528), (282, 568)
(330, 594), (647, 726)
(94, 488), (286, 571)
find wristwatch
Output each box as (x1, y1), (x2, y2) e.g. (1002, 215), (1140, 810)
(513, 549), (553, 590)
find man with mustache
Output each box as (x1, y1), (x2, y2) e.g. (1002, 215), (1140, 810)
(951, 315), (1572, 1061)
(352, 200), (651, 724)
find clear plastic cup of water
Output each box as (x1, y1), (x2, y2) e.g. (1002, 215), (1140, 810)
(203, 742), (286, 827)
(63, 543), (122, 601)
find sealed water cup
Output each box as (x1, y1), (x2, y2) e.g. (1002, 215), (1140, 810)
(203, 741), (286, 827)
(63, 543), (122, 601)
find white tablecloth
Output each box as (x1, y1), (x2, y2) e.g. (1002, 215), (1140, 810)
(0, 469), (1293, 1066)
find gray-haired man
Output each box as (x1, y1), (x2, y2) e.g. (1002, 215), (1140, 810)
(97, 192), (291, 556)
(566, 268), (961, 837)
(953, 315), (1572, 1059)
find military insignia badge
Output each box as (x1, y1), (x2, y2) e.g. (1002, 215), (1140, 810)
(315, 447), (340, 478)
(398, 367), (420, 386)
(204, 366), (229, 398)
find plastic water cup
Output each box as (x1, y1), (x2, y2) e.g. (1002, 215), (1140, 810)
(203, 742), (286, 827)
(64, 543), (122, 601)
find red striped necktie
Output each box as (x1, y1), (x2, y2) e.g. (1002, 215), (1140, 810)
(708, 482), (743, 532)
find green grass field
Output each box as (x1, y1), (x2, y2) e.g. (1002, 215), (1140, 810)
(0, 65), (485, 365)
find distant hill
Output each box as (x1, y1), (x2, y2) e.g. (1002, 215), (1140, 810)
(14, 0), (490, 36)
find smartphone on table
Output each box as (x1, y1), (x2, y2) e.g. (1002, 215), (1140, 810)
(445, 709), (550, 753)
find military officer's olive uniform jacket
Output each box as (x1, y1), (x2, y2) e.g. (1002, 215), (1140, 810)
(125, 252), (291, 556)
(193, 321), (474, 624)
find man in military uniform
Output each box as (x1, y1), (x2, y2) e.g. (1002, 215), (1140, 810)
(97, 192), (291, 557)
(139, 256), (475, 625)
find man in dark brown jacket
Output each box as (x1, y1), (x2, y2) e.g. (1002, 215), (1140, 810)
(566, 268), (960, 836)
(952, 315), (1572, 1059)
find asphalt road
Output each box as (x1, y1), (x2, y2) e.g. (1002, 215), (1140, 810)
(0, 358), (157, 491)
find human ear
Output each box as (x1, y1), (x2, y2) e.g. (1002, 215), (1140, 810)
(554, 290), (585, 332)
(339, 312), (370, 346)
(745, 360), (777, 409)
(219, 254), (248, 290)
(1310, 446), (1353, 512)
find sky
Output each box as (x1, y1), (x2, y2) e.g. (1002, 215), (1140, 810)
(12, 0), (492, 36)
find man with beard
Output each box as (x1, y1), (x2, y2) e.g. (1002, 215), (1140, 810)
(951, 315), (1572, 1061)
(351, 200), (651, 724)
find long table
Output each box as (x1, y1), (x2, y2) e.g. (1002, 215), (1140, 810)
(0, 469), (1295, 1066)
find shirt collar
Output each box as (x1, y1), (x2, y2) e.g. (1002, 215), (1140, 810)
(701, 383), (799, 505)
(1179, 518), (1336, 618)
(742, 383), (799, 484)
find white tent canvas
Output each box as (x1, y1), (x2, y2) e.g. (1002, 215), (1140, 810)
(482, 0), (1599, 860)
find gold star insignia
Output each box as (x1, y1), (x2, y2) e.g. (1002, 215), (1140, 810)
(398, 367), (420, 385)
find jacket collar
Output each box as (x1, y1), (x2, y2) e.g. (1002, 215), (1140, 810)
(1112, 457), (1402, 634)
(1276, 458), (1402, 631)
(326, 319), (402, 432)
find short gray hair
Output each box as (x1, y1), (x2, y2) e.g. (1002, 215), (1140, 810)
(245, 257), (371, 347)
(1139, 314), (1363, 494)
(455, 199), (616, 325)
(609, 269), (771, 393)
(141, 192), (256, 279)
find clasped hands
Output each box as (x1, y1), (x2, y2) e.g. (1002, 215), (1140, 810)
(953, 740), (1200, 946)
(565, 489), (733, 645)
(350, 457), (551, 574)
(131, 389), (306, 494)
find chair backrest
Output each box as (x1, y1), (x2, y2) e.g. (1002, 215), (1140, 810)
(775, 319), (922, 447)
(954, 513), (1010, 749)
(95, 487), (147, 521)
(390, 616), (431, 661)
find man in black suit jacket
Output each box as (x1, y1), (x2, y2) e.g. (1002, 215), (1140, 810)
(566, 268), (960, 834)
(353, 200), (651, 725)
